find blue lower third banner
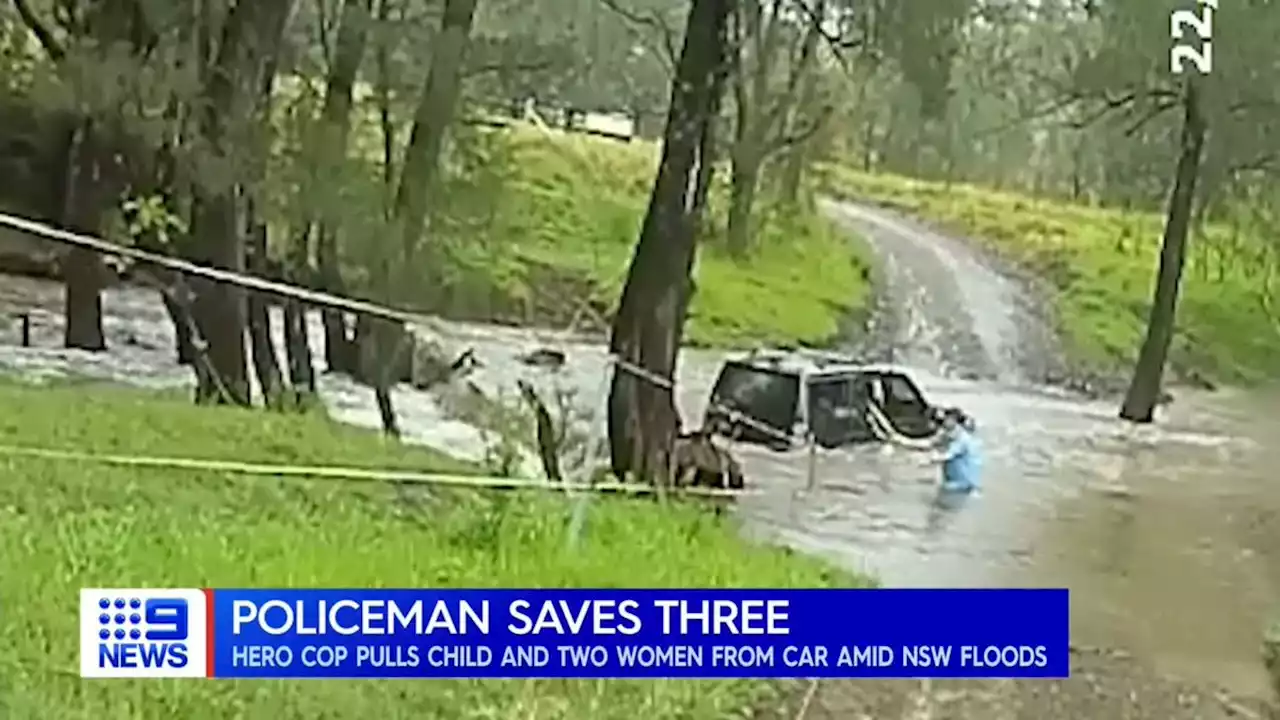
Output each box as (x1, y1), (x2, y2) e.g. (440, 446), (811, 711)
(79, 588), (1069, 679)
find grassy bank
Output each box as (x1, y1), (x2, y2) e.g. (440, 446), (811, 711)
(819, 166), (1280, 384)
(363, 127), (874, 349)
(0, 380), (859, 719)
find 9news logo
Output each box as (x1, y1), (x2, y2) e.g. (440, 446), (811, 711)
(80, 589), (209, 678)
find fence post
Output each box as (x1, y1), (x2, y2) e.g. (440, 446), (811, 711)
(806, 434), (818, 492)
(17, 312), (30, 347)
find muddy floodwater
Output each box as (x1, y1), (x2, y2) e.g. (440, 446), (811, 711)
(2, 199), (1277, 709)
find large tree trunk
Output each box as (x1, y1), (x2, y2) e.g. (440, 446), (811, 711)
(163, 292), (197, 365)
(243, 35), (291, 407)
(59, 0), (164, 351)
(392, 0), (479, 299)
(777, 0), (824, 205)
(244, 196), (284, 406)
(316, 226), (357, 373)
(190, 199), (248, 404)
(352, 0), (476, 437)
(314, 0), (376, 375)
(61, 121), (108, 351)
(189, 0), (294, 405)
(283, 225), (316, 396)
(607, 0), (732, 485)
(725, 147), (762, 255)
(1119, 80), (1207, 423)
(723, 0), (789, 257)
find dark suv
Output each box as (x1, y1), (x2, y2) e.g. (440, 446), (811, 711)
(701, 350), (954, 450)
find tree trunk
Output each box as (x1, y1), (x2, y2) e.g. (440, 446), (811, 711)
(725, 149), (762, 256)
(371, 318), (403, 438)
(61, 120), (108, 351)
(778, 136), (808, 205)
(777, 0), (824, 205)
(352, 0), (477, 436)
(189, 0), (295, 405)
(163, 292), (197, 364)
(314, 0), (375, 376)
(723, 0), (790, 257)
(283, 225), (316, 396)
(392, 0), (479, 299)
(190, 194), (249, 404)
(607, 0), (732, 485)
(354, 312), (412, 385)
(1119, 80), (1207, 423)
(315, 226), (357, 373)
(243, 43), (290, 407)
(244, 196), (285, 407)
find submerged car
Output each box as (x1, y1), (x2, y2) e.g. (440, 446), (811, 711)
(701, 349), (960, 451)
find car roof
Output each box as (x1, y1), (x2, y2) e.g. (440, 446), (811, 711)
(726, 350), (914, 378)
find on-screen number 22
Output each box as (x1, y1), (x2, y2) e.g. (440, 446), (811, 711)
(1170, 0), (1216, 74)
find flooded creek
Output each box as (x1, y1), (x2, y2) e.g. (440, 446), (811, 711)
(3, 247), (1277, 706)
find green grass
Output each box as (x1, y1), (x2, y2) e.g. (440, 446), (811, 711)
(383, 126), (874, 349)
(0, 380), (860, 719)
(818, 165), (1280, 384)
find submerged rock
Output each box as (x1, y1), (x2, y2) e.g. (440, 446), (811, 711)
(520, 347), (566, 369)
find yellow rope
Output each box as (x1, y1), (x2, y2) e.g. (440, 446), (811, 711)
(0, 444), (759, 498)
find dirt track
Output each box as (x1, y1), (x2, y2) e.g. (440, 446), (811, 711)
(785, 199), (1278, 719)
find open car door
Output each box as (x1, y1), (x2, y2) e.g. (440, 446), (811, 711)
(871, 371), (937, 439)
(807, 374), (878, 448)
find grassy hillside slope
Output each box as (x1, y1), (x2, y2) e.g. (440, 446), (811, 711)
(820, 166), (1280, 385)
(357, 127), (874, 349)
(0, 380), (859, 718)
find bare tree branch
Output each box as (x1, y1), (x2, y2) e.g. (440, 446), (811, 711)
(1229, 152), (1280, 175)
(11, 0), (66, 61)
(51, 0), (82, 38)
(314, 0), (334, 65)
(792, 0), (869, 70)
(466, 58), (556, 78)
(768, 102), (831, 154)
(1123, 97), (1179, 137)
(596, 0), (677, 71)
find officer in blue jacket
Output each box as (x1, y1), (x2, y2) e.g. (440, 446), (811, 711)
(935, 408), (982, 497)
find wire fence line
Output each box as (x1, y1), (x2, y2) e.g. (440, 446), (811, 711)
(0, 208), (814, 441)
(0, 209), (937, 495)
(0, 211), (440, 330)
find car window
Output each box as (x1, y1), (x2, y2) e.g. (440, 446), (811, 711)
(884, 374), (924, 405)
(808, 376), (855, 410)
(808, 375), (871, 447)
(708, 364), (800, 432)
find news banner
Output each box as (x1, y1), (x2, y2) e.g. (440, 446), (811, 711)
(80, 588), (1070, 679)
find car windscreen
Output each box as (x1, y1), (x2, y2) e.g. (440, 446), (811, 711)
(808, 375), (874, 447)
(707, 363), (799, 437)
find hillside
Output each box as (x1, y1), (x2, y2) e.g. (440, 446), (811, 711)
(378, 126), (875, 348)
